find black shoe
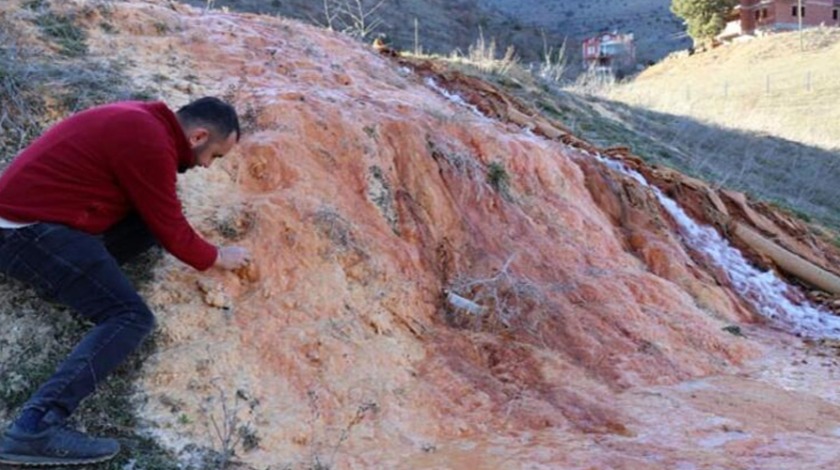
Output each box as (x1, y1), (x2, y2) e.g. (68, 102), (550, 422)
(0, 422), (119, 466)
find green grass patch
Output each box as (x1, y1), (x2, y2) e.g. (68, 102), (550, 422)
(487, 161), (510, 194)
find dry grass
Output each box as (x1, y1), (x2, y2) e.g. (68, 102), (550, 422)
(0, 6), (154, 164)
(538, 36), (568, 83)
(442, 29), (520, 77)
(609, 27), (840, 151)
(0, 21), (51, 161)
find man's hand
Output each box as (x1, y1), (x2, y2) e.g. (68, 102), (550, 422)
(214, 246), (251, 270)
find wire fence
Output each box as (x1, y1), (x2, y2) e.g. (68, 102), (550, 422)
(622, 71), (840, 103)
(607, 69), (840, 151)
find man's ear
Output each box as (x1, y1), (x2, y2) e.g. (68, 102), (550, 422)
(187, 127), (210, 148)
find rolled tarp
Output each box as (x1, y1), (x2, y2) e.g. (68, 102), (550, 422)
(733, 222), (840, 295)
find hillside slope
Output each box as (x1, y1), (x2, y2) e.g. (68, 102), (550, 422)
(610, 28), (840, 151)
(595, 28), (840, 231)
(1, 1), (840, 469)
(183, 0), (688, 66)
(477, 0), (689, 64)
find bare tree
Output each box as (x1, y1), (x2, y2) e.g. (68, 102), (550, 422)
(322, 0), (339, 31)
(321, 0), (389, 40)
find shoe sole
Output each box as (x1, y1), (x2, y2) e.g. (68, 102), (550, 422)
(0, 450), (118, 466)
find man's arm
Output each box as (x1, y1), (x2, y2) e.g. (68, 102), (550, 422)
(111, 146), (220, 270)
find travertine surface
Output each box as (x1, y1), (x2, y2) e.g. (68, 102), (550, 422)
(5, 2), (840, 468)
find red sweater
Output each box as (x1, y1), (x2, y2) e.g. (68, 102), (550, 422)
(0, 101), (218, 270)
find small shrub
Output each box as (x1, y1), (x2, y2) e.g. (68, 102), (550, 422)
(366, 166), (399, 234)
(154, 21), (170, 34)
(239, 424), (260, 451)
(363, 125), (378, 140)
(446, 254), (547, 332)
(23, 0), (45, 9)
(722, 325), (745, 337)
(201, 382), (260, 469)
(571, 66), (617, 96)
(450, 29), (519, 76)
(539, 36), (568, 83)
(487, 161), (509, 193)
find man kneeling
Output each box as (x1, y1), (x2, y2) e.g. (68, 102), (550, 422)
(0, 97), (251, 465)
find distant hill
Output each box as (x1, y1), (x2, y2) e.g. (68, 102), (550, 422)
(477, 0), (690, 65)
(184, 0), (689, 67)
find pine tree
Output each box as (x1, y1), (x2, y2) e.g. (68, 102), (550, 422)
(671, 0), (738, 44)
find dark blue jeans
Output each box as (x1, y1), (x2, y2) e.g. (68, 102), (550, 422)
(0, 215), (157, 420)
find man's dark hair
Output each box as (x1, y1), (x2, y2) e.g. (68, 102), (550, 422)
(176, 97), (241, 142)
